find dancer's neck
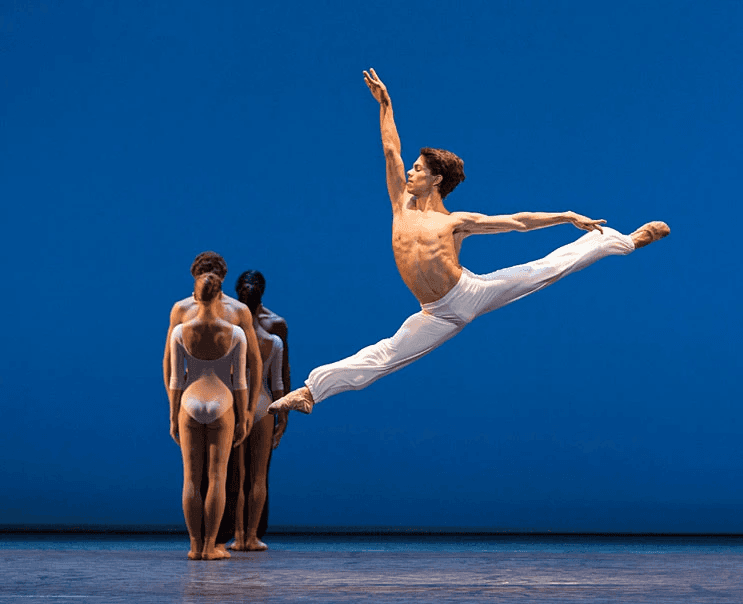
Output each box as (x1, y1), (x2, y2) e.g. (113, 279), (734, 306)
(412, 192), (447, 213)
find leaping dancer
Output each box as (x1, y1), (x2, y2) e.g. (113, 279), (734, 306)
(269, 68), (669, 416)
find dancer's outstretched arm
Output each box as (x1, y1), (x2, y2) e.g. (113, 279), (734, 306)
(364, 68), (407, 212)
(454, 210), (606, 237)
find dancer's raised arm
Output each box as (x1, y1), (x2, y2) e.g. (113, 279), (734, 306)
(364, 68), (407, 212)
(454, 210), (606, 237)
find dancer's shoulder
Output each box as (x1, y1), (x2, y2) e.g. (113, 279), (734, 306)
(232, 324), (248, 345)
(170, 296), (196, 323)
(260, 307), (288, 338)
(269, 333), (284, 354)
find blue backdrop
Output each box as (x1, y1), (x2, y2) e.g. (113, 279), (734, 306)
(1, 0), (740, 532)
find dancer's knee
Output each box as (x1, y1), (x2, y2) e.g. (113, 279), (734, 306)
(249, 481), (267, 503)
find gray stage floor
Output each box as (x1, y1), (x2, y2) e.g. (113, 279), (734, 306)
(1, 534), (742, 603)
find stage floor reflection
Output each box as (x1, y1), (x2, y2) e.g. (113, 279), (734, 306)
(2, 534), (742, 603)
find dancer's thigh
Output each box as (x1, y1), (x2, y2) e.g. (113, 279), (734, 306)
(206, 407), (235, 480)
(179, 410), (206, 489)
(467, 233), (605, 318)
(469, 261), (554, 316)
(381, 311), (463, 361)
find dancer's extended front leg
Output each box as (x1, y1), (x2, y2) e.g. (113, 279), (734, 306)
(461, 226), (641, 322)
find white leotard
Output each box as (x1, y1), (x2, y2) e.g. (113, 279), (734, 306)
(170, 324), (248, 424)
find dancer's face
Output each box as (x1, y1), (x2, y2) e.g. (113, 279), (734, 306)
(406, 156), (441, 196)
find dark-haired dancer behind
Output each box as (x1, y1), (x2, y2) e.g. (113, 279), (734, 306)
(217, 271), (291, 549)
(164, 251), (263, 558)
(228, 272), (287, 551)
(270, 68), (670, 416)
(168, 273), (249, 560)
(238, 270), (292, 449)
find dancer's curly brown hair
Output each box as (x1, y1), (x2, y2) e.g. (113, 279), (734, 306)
(419, 147), (466, 199)
(190, 251), (227, 280)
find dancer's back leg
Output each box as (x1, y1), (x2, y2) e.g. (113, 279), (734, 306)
(630, 221), (670, 249)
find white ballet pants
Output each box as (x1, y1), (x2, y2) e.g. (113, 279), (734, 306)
(306, 227), (635, 402)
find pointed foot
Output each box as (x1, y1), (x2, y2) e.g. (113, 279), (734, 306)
(631, 221), (670, 249)
(268, 387), (315, 415)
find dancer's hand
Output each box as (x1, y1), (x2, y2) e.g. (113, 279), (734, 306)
(170, 421), (180, 446)
(272, 411), (289, 449)
(364, 68), (390, 105)
(567, 211), (605, 233)
(233, 420), (249, 448)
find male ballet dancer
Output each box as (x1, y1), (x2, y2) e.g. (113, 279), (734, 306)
(269, 68), (669, 416)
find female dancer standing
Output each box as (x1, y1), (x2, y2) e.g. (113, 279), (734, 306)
(169, 272), (249, 560)
(231, 273), (284, 551)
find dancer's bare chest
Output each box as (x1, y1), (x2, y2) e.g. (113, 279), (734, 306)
(391, 212), (463, 303)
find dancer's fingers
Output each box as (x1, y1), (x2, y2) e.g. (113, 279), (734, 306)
(370, 68), (384, 86)
(363, 72), (376, 90)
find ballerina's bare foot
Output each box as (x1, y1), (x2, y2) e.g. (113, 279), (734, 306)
(216, 544), (231, 558)
(202, 545), (231, 560)
(228, 538), (249, 551)
(244, 537), (268, 551)
(268, 386), (315, 415)
(201, 549), (230, 560)
(188, 539), (203, 560)
(630, 221), (670, 249)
